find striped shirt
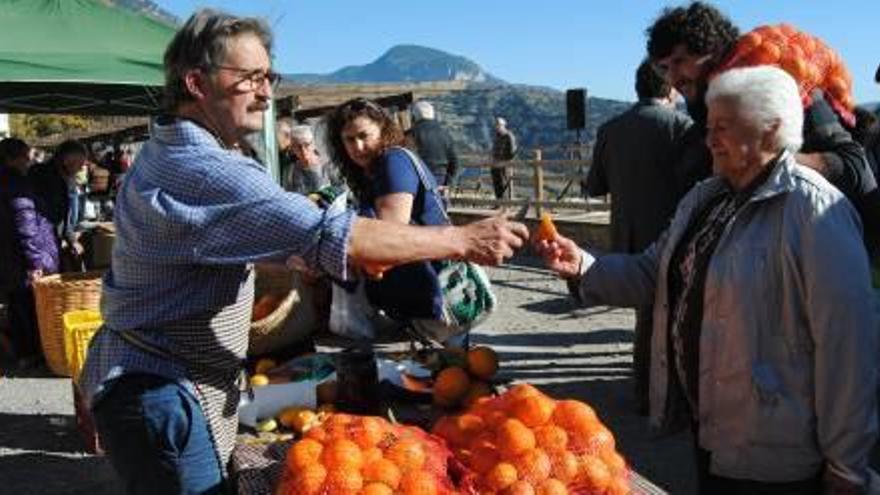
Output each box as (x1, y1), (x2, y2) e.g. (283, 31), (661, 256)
(80, 117), (354, 471)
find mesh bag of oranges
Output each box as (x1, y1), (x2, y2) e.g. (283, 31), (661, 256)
(432, 384), (631, 495)
(276, 413), (475, 495)
(714, 23), (855, 126)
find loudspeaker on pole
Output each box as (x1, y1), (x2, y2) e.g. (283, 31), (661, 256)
(566, 88), (587, 130)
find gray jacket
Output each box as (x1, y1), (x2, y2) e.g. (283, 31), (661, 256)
(575, 151), (878, 485)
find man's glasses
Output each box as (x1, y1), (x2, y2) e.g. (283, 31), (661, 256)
(214, 65), (281, 91)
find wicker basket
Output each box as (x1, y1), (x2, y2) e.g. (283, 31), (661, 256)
(33, 271), (104, 376)
(248, 264), (299, 355)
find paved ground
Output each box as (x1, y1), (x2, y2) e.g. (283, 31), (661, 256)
(0, 256), (703, 494)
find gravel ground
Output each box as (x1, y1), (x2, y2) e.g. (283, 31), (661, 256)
(24, 254), (878, 494)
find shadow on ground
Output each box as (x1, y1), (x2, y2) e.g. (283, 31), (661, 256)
(0, 452), (120, 494)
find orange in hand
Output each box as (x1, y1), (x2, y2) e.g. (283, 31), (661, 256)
(535, 213), (558, 243)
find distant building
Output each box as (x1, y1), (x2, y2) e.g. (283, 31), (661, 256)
(0, 114), (8, 139)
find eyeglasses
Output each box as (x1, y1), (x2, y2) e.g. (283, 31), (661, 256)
(213, 65), (281, 91)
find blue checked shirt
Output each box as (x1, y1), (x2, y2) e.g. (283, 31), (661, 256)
(81, 118), (355, 410)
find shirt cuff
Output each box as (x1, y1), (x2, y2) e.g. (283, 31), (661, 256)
(566, 249), (596, 303)
(316, 207), (356, 282)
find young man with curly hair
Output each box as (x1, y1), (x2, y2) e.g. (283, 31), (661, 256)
(646, 2), (880, 260)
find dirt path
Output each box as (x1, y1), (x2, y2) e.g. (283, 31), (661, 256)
(0, 256), (698, 494)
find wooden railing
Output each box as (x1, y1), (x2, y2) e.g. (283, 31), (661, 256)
(448, 149), (608, 215)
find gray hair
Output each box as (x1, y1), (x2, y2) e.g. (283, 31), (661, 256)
(163, 9), (273, 111)
(706, 66), (803, 152)
(411, 101), (435, 121)
(290, 125), (314, 144)
(495, 116), (507, 128)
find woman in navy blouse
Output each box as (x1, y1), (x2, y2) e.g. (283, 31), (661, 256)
(326, 98), (452, 336)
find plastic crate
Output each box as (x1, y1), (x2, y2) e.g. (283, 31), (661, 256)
(62, 310), (102, 381)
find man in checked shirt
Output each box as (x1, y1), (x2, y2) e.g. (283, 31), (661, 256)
(79, 9), (527, 493)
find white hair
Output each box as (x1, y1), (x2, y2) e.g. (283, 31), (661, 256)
(411, 101), (435, 121)
(290, 125), (314, 144)
(495, 117), (507, 128)
(706, 66), (803, 152)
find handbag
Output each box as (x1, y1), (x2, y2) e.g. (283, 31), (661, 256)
(379, 147), (497, 343)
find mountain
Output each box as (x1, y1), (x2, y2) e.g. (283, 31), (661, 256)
(107, 0), (178, 26)
(289, 45), (503, 85)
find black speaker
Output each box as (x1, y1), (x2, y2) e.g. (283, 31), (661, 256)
(566, 88), (587, 130)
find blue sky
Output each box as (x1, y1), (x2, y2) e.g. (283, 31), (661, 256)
(157, 1), (880, 103)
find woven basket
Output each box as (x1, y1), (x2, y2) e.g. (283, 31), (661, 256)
(33, 271), (104, 376)
(248, 264), (299, 354)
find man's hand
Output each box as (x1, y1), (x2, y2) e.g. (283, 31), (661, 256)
(455, 214), (528, 266)
(533, 233), (583, 279)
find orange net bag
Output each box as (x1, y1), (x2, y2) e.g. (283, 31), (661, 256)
(275, 413), (476, 495)
(714, 23), (855, 126)
(432, 384), (632, 495)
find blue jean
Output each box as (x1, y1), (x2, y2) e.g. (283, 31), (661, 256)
(92, 373), (227, 495)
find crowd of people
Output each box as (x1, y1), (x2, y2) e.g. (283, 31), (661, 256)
(1, 1), (878, 493)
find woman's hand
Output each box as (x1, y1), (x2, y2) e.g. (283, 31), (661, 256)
(533, 233), (583, 279)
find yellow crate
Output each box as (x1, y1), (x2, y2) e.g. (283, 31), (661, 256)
(62, 310), (103, 381)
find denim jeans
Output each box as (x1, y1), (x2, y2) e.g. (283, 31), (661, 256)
(92, 373), (227, 495)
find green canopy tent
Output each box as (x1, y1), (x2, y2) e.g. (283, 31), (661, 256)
(0, 0), (278, 177)
(0, 0), (174, 115)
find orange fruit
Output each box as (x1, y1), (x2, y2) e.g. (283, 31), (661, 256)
(506, 480), (537, 495)
(535, 213), (559, 243)
(385, 438), (426, 472)
(548, 451), (579, 483)
(292, 463), (326, 495)
(450, 413), (486, 444)
(467, 346), (499, 380)
(512, 448), (552, 485)
(505, 383), (544, 402)
(576, 455), (612, 493)
(249, 373), (269, 387)
(352, 417), (387, 449)
(485, 462), (518, 492)
(496, 418), (536, 459)
(362, 447), (384, 466)
(254, 358), (277, 374)
(398, 471), (438, 495)
(362, 458), (402, 489)
(286, 438), (323, 471)
(536, 478), (568, 495)
(601, 450), (628, 476)
(361, 482), (394, 495)
(324, 466), (363, 495)
(303, 425), (327, 443)
(469, 436), (500, 474)
(534, 425), (568, 453)
(587, 425), (616, 455)
(511, 395), (556, 428)
(737, 32), (762, 53)
(320, 439), (363, 470)
(607, 476), (632, 495)
(551, 400), (597, 432)
(430, 416), (460, 446)
(433, 366), (471, 407)
(463, 381), (495, 408)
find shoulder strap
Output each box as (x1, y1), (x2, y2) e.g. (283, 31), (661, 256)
(390, 146), (451, 225)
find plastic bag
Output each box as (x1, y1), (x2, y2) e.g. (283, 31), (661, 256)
(328, 280), (377, 340)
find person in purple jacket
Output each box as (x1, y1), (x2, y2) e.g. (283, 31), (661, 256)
(0, 138), (60, 369)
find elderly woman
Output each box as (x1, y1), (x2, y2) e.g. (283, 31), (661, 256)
(537, 66), (877, 493)
(326, 97), (461, 342)
(283, 124), (340, 194)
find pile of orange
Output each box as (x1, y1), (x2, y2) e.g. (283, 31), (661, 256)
(717, 23), (855, 123)
(432, 346), (499, 409)
(432, 384), (631, 495)
(276, 413), (462, 495)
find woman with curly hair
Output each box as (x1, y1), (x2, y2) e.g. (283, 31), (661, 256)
(326, 98), (461, 342)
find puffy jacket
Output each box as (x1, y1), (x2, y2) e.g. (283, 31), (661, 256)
(575, 151), (878, 485)
(0, 166), (60, 290)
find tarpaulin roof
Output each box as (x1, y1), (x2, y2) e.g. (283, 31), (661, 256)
(0, 0), (175, 115)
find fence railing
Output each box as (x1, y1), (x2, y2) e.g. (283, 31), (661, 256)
(448, 149), (609, 216)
